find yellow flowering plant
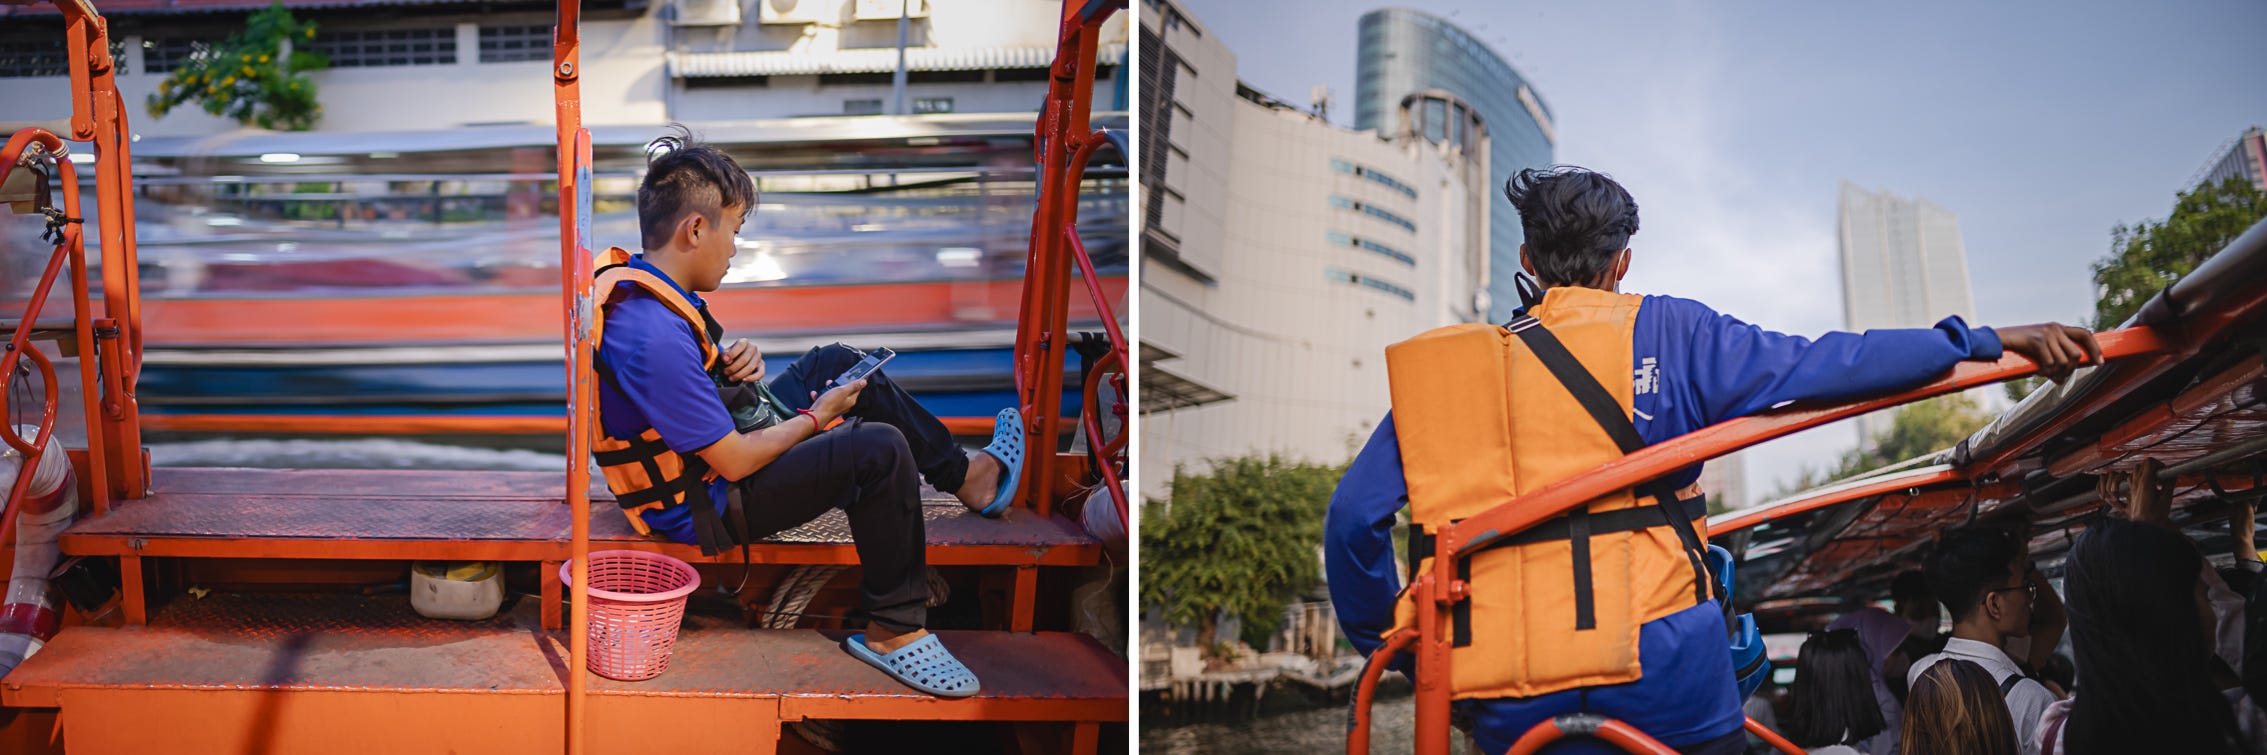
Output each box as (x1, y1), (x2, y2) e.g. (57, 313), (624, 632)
(145, 2), (327, 130)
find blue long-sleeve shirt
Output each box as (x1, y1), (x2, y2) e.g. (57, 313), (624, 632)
(1325, 292), (2000, 752)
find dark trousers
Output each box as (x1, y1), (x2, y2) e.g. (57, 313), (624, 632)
(768, 343), (970, 494)
(728, 344), (965, 635)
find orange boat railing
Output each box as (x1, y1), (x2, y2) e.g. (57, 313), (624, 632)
(6, 0), (148, 515)
(1016, 0), (1130, 526)
(0, 127), (108, 542)
(1346, 326), (2169, 754)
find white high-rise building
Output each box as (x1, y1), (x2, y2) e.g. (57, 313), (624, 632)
(1838, 182), (1976, 332)
(1138, 0), (1492, 500)
(1838, 181), (1977, 447)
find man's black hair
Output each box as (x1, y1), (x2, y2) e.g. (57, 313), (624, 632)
(1891, 569), (1933, 605)
(1922, 526), (2023, 623)
(1783, 629), (1888, 748)
(637, 124), (758, 251)
(1501, 166), (1640, 286)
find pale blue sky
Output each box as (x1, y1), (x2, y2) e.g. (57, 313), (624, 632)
(1184, 0), (2267, 501)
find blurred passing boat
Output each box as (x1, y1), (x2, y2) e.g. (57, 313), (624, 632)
(2, 115), (1128, 440)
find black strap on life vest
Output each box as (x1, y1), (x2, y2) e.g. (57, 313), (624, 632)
(592, 267), (747, 561)
(1407, 497), (1708, 579)
(1494, 315), (1716, 636)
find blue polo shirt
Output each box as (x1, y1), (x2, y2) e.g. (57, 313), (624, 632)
(594, 254), (735, 545)
(1324, 292), (2001, 752)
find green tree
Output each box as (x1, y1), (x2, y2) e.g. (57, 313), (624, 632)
(1140, 455), (1343, 652)
(146, 3), (328, 130)
(2090, 175), (2267, 329)
(1771, 394), (1995, 499)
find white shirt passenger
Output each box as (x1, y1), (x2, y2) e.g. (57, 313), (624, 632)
(1907, 637), (2054, 755)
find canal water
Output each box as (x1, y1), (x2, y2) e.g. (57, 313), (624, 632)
(1141, 695), (1478, 755)
(149, 437), (566, 471)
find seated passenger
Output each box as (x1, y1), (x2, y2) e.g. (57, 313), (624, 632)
(590, 128), (1024, 698)
(1902, 659), (2021, 755)
(2035, 517), (2256, 755)
(1324, 165), (2100, 754)
(1908, 526), (2061, 754)
(1782, 629), (1886, 755)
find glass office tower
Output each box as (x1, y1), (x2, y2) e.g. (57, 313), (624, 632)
(1355, 8), (1555, 324)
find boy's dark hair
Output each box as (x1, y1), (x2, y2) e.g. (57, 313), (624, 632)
(637, 124), (757, 251)
(1784, 629), (1888, 748)
(1501, 166), (1640, 286)
(1922, 526), (2023, 623)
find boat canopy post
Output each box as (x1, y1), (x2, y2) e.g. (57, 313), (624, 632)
(1014, 0), (1129, 522)
(551, 1), (594, 751)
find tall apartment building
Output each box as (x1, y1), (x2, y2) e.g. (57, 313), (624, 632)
(1838, 181), (1976, 446)
(2194, 126), (2267, 192)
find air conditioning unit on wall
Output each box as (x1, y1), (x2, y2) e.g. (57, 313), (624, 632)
(758, 0), (833, 25)
(675, 0), (743, 26)
(851, 0), (927, 21)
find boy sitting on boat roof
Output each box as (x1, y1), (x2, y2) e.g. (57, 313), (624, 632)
(589, 126), (1026, 698)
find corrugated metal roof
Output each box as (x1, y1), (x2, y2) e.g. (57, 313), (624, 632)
(672, 43), (1126, 79)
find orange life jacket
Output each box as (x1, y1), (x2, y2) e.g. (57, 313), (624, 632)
(590, 246), (723, 540)
(1384, 286), (1716, 700)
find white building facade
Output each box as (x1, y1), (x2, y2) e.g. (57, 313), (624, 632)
(1139, 0), (1490, 499)
(0, 0), (1122, 138)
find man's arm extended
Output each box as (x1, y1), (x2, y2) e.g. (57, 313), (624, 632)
(695, 379), (865, 481)
(1656, 297), (2098, 427)
(1326, 413), (1413, 665)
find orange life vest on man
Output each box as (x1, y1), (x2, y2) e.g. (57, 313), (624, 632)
(589, 246), (723, 539)
(1384, 286), (1716, 700)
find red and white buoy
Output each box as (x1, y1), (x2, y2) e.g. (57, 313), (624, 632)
(0, 428), (77, 678)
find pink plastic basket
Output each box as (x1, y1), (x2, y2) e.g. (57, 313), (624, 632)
(560, 550), (701, 681)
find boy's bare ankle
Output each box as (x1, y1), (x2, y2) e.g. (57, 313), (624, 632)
(954, 452), (1001, 512)
(867, 627), (929, 653)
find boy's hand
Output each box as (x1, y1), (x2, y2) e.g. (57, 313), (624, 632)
(1998, 323), (2101, 383)
(809, 379), (866, 426)
(722, 338), (764, 383)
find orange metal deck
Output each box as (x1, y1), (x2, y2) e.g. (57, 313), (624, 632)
(2, 594), (1127, 753)
(58, 468), (1101, 630)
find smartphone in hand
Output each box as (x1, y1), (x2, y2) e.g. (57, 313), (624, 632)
(830, 347), (897, 388)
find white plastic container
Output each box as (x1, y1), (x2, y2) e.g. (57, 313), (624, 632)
(410, 561), (503, 621)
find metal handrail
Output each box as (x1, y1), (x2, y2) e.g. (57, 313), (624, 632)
(1350, 326), (2167, 754)
(22, 0), (146, 506)
(0, 127), (113, 556)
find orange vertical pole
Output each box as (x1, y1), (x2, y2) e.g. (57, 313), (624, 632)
(552, 4), (591, 753)
(59, 0), (146, 500)
(1016, 2), (1109, 517)
(58, 150), (111, 518)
